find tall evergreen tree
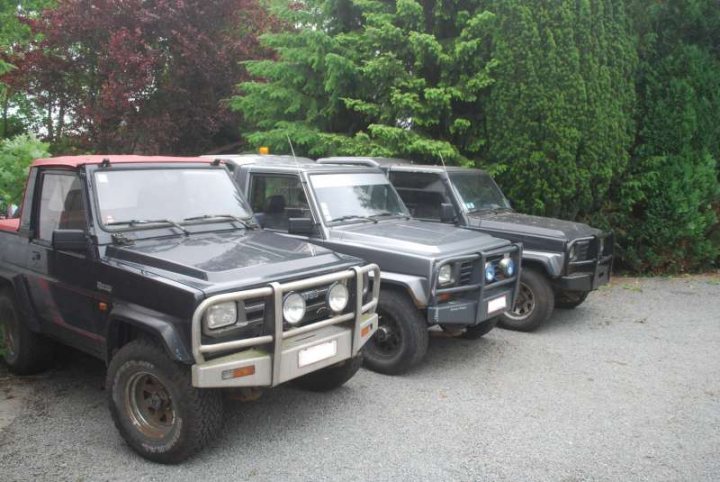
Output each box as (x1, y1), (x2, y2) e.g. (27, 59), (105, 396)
(233, 0), (498, 162)
(485, 0), (636, 219)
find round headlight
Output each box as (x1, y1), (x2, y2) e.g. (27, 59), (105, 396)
(484, 262), (496, 283)
(438, 264), (454, 286)
(327, 282), (349, 312)
(205, 302), (237, 330)
(499, 257), (515, 277)
(283, 292), (306, 325)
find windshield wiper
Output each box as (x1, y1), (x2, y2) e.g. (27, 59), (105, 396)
(328, 214), (378, 224)
(183, 214), (258, 230)
(368, 211), (410, 220)
(107, 219), (190, 235)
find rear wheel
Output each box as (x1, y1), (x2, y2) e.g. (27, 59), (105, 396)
(499, 269), (554, 332)
(106, 338), (223, 464)
(0, 289), (53, 375)
(293, 353), (363, 391)
(555, 290), (589, 309)
(363, 290), (428, 375)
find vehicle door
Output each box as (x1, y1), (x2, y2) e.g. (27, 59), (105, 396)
(247, 172), (318, 238)
(24, 169), (106, 355)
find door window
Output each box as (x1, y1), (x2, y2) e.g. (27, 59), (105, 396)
(249, 174), (311, 231)
(389, 171), (450, 220)
(37, 173), (86, 242)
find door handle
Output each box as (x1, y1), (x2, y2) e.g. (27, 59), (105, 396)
(31, 251), (41, 261)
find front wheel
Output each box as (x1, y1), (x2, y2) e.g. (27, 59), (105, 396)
(498, 269), (554, 332)
(555, 290), (589, 309)
(293, 353), (363, 391)
(106, 338), (223, 464)
(363, 290), (428, 375)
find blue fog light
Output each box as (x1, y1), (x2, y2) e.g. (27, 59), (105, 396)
(484, 262), (496, 283)
(500, 258), (515, 277)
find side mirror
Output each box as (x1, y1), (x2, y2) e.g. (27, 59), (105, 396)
(52, 229), (88, 251)
(288, 217), (315, 236)
(439, 203), (456, 223)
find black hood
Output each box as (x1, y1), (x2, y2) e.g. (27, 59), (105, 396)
(105, 230), (359, 294)
(466, 211), (601, 252)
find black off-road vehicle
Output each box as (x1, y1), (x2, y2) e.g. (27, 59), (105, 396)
(0, 155), (380, 463)
(318, 157), (613, 331)
(209, 155), (522, 375)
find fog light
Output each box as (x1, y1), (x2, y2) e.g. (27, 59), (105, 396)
(484, 262), (496, 282)
(499, 257), (515, 277)
(327, 282), (349, 312)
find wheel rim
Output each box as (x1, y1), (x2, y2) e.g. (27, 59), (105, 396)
(0, 303), (18, 360)
(366, 311), (403, 360)
(124, 371), (176, 439)
(506, 282), (535, 321)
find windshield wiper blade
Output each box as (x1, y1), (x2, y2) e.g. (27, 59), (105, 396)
(182, 214), (258, 229)
(107, 219), (190, 235)
(328, 215), (378, 224)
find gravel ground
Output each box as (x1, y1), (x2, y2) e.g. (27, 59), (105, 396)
(0, 276), (719, 481)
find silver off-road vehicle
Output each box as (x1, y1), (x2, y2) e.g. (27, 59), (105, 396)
(208, 155), (522, 375)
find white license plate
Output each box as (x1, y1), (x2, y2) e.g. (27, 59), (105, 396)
(298, 340), (338, 368)
(487, 295), (507, 314)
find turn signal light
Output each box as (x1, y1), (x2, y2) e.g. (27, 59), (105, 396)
(221, 365), (256, 380)
(361, 325), (371, 337)
(438, 293), (452, 303)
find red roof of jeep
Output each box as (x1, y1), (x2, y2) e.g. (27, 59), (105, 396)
(31, 155), (212, 168)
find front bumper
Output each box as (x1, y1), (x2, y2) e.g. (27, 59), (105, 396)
(191, 264), (381, 388)
(558, 234), (613, 292)
(427, 244), (522, 327)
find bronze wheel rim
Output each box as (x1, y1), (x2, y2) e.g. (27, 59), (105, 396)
(124, 371), (176, 439)
(506, 282), (535, 321)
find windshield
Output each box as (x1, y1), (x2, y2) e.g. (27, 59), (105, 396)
(448, 171), (511, 213)
(308, 172), (409, 224)
(93, 168), (253, 229)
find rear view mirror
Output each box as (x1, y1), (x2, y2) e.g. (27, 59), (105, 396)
(288, 218), (315, 236)
(440, 203), (456, 223)
(52, 229), (88, 251)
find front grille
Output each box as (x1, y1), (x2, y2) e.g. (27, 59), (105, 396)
(459, 262), (474, 285)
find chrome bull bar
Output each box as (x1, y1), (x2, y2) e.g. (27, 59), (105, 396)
(191, 264), (381, 388)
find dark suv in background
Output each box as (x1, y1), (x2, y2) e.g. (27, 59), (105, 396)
(318, 157), (613, 331)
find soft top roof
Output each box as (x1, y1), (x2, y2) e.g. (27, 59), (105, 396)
(31, 155), (212, 169)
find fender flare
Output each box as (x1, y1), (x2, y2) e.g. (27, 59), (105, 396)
(106, 301), (193, 364)
(522, 250), (565, 278)
(0, 272), (43, 331)
(377, 272), (429, 308)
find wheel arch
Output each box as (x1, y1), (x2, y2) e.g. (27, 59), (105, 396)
(106, 302), (193, 365)
(378, 273), (429, 309)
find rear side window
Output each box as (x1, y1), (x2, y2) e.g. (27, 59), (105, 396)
(37, 173), (86, 242)
(389, 171), (450, 220)
(249, 174), (311, 231)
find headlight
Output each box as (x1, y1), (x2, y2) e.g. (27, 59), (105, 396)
(438, 264), (455, 286)
(327, 282), (349, 312)
(499, 257), (515, 277)
(283, 292), (306, 325)
(484, 262), (496, 282)
(205, 302), (238, 330)
(569, 244), (578, 261)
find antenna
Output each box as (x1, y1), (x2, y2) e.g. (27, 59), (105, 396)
(286, 134), (302, 172)
(438, 153), (448, 171)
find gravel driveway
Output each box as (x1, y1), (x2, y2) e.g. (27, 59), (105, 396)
(1, 276), (718, 481)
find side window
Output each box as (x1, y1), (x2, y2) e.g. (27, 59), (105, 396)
(389, 172), (450, 220)
(249, 174), (310, 231)
(37, 173), (86, 242)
